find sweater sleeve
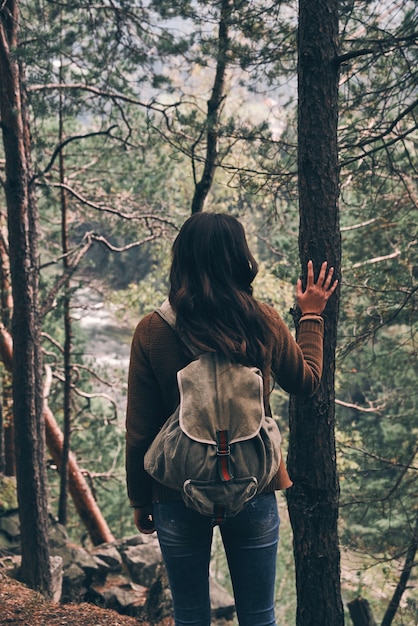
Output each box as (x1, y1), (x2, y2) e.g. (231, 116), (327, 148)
(125, 314), (163, 507)
(271, 312), (324, 397)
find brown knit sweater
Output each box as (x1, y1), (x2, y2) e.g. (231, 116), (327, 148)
(125, 305), (324, 508)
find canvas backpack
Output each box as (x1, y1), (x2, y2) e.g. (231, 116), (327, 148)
(143, 300), (282, 521)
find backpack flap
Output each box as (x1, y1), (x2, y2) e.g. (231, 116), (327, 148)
(178, 353), (266, 443)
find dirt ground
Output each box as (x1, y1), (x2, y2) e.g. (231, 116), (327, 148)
(0, 574), (174, 626)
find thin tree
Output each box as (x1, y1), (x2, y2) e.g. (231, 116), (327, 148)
(191, 0), (233, 214)
(57, 57), (72, 527)
(287, 0), (343, 624)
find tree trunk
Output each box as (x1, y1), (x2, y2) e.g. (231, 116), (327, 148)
(0, 0), (51, 596)
(57, 76), (72, 527)
(347, 598), (377, 626)
(287, 0), (343, 624)
(380, 513), (418, 626)
(191, 0), (232, 214)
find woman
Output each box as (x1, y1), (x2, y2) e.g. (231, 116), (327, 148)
(125, 212), (338, 626)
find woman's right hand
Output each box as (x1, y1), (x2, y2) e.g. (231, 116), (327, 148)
(133, 505), (155, 534)
(296, 260), (338, 315)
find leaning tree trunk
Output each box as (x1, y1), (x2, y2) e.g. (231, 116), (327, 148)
(286, 0), (343, 624)
(0, 0), (52, 596)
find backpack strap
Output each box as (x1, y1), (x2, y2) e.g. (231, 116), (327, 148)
(156, 300), (199, 357)
(156, 299), (177, 330)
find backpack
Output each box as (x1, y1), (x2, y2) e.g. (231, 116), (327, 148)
(143, 300), (282, 520)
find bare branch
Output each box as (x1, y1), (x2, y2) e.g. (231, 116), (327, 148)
(349, 444), (418, 472)
(338, 32), (418, 64)
(340, 218), (377, 232)
(28, 82), (157, 110)
(87, 231), (159, 253)
(40, 239), (93, 317)
(52, 369), (118, 421)
(338, 285), (418, 357)
(341, 123), (418, 167)
(348, 98), (418, 150)
(255, 233), (287, 259)
(340, 445), (418, 508)
(335, 398), (385, 414)
(69, 363), (115, 389)
(30, 126), (118, 183)
(40, 237), (92, 271)
(41, 332), (64, 355)
(46, 181), (178, 229)
(352, 249), (401, 268)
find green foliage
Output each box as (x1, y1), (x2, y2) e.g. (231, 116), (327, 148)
(332, 7), (418, 610)
(337, 327), (418, 549)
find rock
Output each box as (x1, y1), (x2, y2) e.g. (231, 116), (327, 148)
(52, 542), (100, 583)
(87, 574), (148, 617)
(48, 517), (70, 549)
(50, 555), (63, 603)
(0, 509), (20, 551)
(61, 561), (87, 602)
(91, 544), (123, 573)
(121, 542), (163, 587)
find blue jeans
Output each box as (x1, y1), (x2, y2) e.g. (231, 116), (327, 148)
(153, 492), (279, 626)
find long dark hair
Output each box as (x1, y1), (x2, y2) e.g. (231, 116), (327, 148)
(169, 212), (274, 367)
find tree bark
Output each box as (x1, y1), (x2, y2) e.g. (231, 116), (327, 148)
(0, 0), (51, 596)
(57, 72), (72, 527)
(287, 0), (343, 624)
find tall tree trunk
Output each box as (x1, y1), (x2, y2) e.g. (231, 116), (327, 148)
(57, 69), (72, 527)
(287, 0), (343, 624)
(0, 0), (52, 596)
(191, 0), (232, 214)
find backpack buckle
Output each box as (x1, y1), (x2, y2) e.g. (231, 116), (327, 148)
(216, 444), (231, 456)
(216, 430), (233, 482)
(216, 430), (230, 455)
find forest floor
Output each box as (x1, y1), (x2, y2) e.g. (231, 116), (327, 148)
(0, 574), (174, 626)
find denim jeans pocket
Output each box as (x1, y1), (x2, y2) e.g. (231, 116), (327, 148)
(154, 500), (196, 533)
(244, 492), (280, 531)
